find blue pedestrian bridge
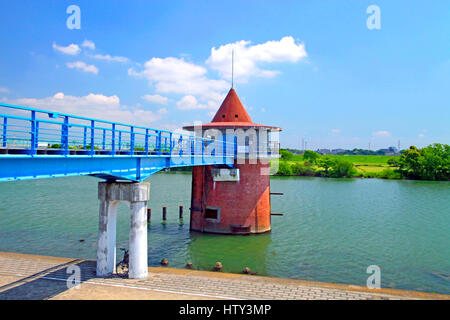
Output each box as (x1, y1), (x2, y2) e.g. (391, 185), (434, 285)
(0, 103), (237, 182)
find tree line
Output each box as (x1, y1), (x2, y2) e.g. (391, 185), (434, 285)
(278, 149), (358, 178)
(387, 143), (449, 181)
(278, 143), (449, 181)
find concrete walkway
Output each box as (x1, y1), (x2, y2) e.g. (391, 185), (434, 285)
(0, 252), (447, 300)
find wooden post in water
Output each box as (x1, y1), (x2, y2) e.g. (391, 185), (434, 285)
(162, 206), (167, 221)
(147, 208), (151, 223)
(179, 206), (183, 219)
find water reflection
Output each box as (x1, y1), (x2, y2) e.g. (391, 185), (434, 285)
(186, 232), (272, 275)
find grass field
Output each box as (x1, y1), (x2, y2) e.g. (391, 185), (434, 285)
(332, 155), (398, 175)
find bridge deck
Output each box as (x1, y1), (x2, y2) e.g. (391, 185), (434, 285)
(0, 103), (236, 182)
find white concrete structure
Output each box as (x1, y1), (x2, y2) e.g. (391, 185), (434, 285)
(96, 182), (150, 279)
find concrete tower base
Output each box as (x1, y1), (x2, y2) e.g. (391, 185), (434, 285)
(96, 181), (150, 279)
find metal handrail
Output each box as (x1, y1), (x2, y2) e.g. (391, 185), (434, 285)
(0, 103), (236, 157)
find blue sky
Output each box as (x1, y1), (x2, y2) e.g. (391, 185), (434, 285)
(0, 0), (448, 150)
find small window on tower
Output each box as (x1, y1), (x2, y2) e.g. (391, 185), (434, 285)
(205, 207), (220, 221)
(235, 114), (238, 118)
(222, 114), (225, 118)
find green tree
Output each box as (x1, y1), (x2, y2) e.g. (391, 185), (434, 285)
(418, 143), (449, 180)
(303, 150), (320, 164)
(291, 162), (315, 176)
(277, 161), (293, 175)
(329, 159), (356, 178)
(397, 144), (449, 180)
(387, 158), (398, 167)
(398, 146), (422, 178)
(280, 149), (295, 160)
(315, 156), (336, 176)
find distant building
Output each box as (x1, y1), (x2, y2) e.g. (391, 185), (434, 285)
(316, 149), (331, 155)
(378, 147), (398, 156)
(311, 146), (401, 156)
(331, 148), (345, 155)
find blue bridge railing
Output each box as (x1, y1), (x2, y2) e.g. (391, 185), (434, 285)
(0, 103), (236, 182)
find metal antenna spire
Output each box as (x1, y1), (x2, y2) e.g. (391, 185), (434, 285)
(231, 47), (234, 88)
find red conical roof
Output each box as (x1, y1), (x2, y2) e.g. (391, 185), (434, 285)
(183, 88), (281, 131)
(211, 88), (252, 123)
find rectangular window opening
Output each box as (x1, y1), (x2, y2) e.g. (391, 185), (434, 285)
(205, 207), (220, 221)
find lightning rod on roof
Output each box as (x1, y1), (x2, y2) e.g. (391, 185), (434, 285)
(231, 47), (234, 89)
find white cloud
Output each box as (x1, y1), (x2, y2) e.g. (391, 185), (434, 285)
(128, 57), (229, 102)
(0, 86), (8, 93)
(66, 61), (99, 74)
(418, 133), (425, 138)
(206, 36), (307, 82)
(160, 123), (186, 132)
(373, 130), (391, 136)
(1, 92), (162, 126)
(89, 54), (130, 63)
(176, 95), (208, 110)
(331, 129), (341, 133)
(157, 108), (168, 114)
(52, 42), (81, 55)
(81, 40), (95, 50)
(142, 94), (168, 105)
(129, 37), (307, 114)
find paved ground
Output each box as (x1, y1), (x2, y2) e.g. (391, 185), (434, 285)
(0, 252), (447, 300)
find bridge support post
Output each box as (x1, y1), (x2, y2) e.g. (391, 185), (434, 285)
(128, 201), (148, 278)
(96, 199), (119, 277)
(97, 181), (150, 279)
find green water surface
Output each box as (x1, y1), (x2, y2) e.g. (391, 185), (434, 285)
(0, 173), (448, 294)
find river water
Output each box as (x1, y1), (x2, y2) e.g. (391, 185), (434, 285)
(0, 173), (448, 294)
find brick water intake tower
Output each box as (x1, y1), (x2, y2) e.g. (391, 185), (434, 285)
(183, 88), (281, 234)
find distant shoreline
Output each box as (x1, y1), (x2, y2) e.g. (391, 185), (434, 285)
(275, 156), (402, 180)
(164, 147), (449, 182)
(276, 146), (449, 181)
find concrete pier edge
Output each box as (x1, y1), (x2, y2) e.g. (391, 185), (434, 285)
(0, 252), (448, 300)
